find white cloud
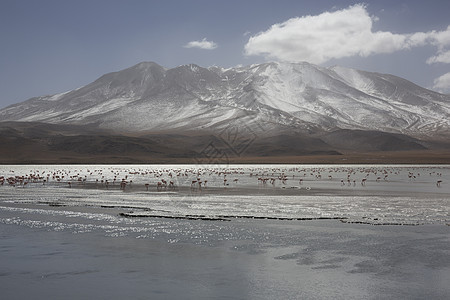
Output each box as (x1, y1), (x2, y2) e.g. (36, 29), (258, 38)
(424, 25), (450, 64)
(244, 4), (450, 65)
(184, 38), (218, 50)
(427, 50), (450, 64)
(433, 72), (450, 93)
(430, 25), (450, 48)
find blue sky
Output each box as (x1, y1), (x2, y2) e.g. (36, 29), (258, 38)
(1, 0), (450, 108)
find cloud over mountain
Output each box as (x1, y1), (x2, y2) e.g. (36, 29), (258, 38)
(244, 4), (450, 65)
(433, 72), (450, 93)
(184, 38), (218, 50)
(427, 50), (450, 64)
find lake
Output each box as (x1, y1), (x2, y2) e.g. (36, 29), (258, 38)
(1, 164), (449, 299)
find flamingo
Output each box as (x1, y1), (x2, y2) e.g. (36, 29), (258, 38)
(120, 180), (127, 190)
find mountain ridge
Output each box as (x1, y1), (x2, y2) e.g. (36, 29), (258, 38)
(1, 61), (448, 138)
(1, 61), (449, 163)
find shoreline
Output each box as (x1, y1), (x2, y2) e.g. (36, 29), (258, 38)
(1, 150), (450, 165)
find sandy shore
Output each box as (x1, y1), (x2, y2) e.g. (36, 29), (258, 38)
(2, 150), (450, 164)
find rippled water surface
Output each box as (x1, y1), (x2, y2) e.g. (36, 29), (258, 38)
(1, 164), (449, 299)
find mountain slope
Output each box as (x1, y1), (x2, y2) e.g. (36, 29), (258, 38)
(4, 121), (446, 164)
(1, 61), (449, 143)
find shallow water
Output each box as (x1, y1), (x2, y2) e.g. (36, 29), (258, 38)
(1, 164), (449, 299)
(1, 216), (449, 299)
(1, 164), (449, 225)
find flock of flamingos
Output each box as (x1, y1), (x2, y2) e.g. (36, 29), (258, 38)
(0, 165), (444, 191)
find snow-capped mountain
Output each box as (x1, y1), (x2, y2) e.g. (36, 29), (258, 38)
(1, 61), (449, 141)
